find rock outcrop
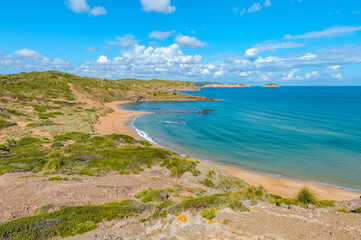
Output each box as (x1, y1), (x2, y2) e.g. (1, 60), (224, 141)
(197, 109), (215, 114)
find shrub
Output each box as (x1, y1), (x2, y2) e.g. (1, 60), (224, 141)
(200, 179), (215, 188)
(201, 208), (216, 220)
(34, 204), (54, 215)
(315, 200), (336, 208)
(75, 221), (97, 235)
(134, 188), (173, 203)
(336, 208), (351, 213)
(355, 207), (361, 213)
(0, 119), (16, 129)
(296, 187), (317, 205)
(18, 137), (41, 146)
(276, 198), (299, 206)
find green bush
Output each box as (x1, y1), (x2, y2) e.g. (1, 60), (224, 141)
(75, 221), (97, 235)
(201, 208), (216, 220)
(34, 204), (54, 215)
(134, 188), (173, 203)
(336, 208), (351, 213)
(355, 207), (361, 213)
(276, 198), (299, 206)
(200, 179), (215, 188)
(18, 137), (41, 146)
(296, 187), (317, 205)
(315, 200), (336, 208)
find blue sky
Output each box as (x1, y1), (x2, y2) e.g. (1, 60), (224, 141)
(1, 0), (361, 85)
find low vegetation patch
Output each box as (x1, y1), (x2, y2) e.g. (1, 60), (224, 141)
(0, 133), (199, 177)
(0, 200), (140, 239)
(276, 198), (299, 206)
(315, 200), (336, 208)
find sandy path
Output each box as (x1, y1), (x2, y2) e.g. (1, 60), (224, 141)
(94, 101), (148, 139)
(221, 166), (360, 201)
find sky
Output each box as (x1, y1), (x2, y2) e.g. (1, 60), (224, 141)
(1, 0), (361, 85)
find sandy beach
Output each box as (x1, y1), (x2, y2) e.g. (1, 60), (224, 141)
(94, 101), (148, 140)
(96, 101), (361, 201)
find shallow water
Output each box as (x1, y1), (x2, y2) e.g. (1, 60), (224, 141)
(123, 87), (361, 192)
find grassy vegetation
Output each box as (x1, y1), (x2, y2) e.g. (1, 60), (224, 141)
(0, 200), (141, 239)
(315, 200), (336, 208)
(134, 188), (174, 203)
(355, 207), (361, 213)
(201, 208), (217, 220)
(296, 187), (317, 205)
(276, 198), (299, 206)
(0, 132), (199, 177)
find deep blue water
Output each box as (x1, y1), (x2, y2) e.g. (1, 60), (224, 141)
(123, 87), (361, 192)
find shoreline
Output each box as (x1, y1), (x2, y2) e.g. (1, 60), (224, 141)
(96, 101), (361, 201)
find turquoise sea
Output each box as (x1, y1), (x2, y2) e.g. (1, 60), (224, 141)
(123, 87), (361, 192)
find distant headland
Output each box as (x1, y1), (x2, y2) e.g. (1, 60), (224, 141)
(202, 83), (250, 88)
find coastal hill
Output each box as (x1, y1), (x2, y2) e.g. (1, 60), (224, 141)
(0, 71), (360, 239)
(202, 83), (251, 88)
(263, 83), (280, 87)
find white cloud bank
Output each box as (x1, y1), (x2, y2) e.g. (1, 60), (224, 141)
(66, 0), (106, 16)
(2, 43), (360, 82)
(140, 0), (176, 14)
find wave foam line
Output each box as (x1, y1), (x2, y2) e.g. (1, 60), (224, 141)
(131, 115), (157, 145)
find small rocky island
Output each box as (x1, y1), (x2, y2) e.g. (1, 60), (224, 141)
(263, 83), (280, 88)
(197, 109), (215, 113)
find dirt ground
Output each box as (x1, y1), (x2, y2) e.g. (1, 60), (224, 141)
(66, 201), (361, 240)
(0, 165), (218, 222)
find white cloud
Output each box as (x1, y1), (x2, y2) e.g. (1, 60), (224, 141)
(89, 6), (107, 16)
(305, 71), (319, 79)
(284, 26), (361, 39)
(326, 65), (342, 80)
(108, 35), (138, 48)
(240, 8), (246, 16)
(245, 41), (305, 58)
(232, 7), (239, 13)
(264, 0), (271, 7)
(140, 0), (176, 14)
(0, 49), (70, 72)
(175, 35), (206, 48)
(65, 0), (106, 16)
(282, 69), (304, 81)
(247, 3), (262, 13)
(149, 30), (175, 40)
(97, 55), (109, 63)
(14, 49), (43, 60)
(86, 47), (95, 52)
